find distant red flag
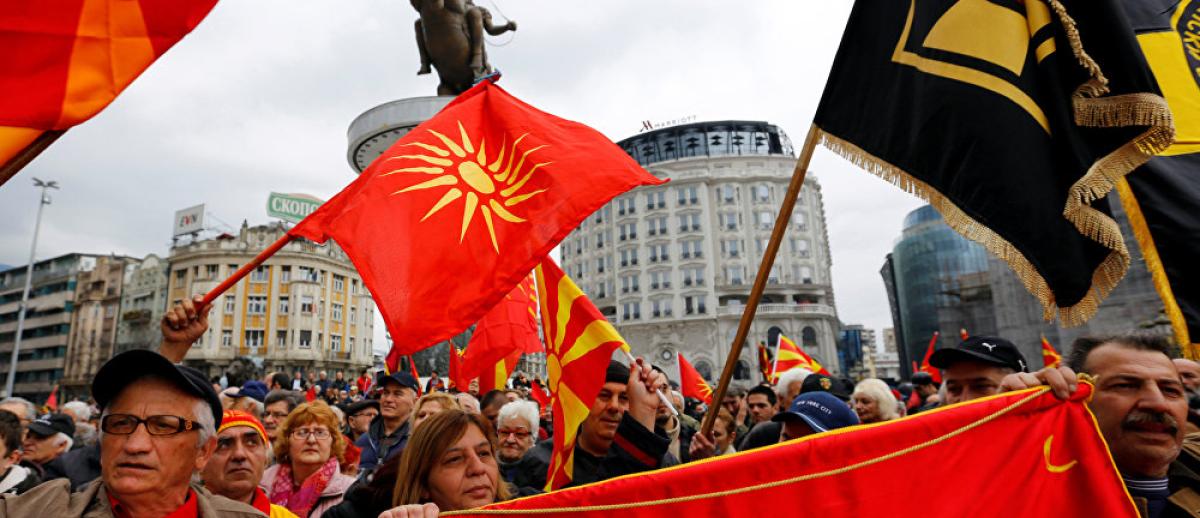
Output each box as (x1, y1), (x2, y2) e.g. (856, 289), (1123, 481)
(480, 350), (522, 394)
(0, 0), (218, 183)
(756, 342), (771, 381)
(959, 328), (969, 341)
(772, 334), (830, 381)
(919, 332), (943, 384)
(287, 80), (664, 358)
(1042, 336), (1063, 369)
(448, 344), (470, 391)
(462, 273), (539, 382)
(678, 353), (713, 405)
(530, 379), (551, 408)
(45, 385), (58, 411)
(408, 355), (423, 397)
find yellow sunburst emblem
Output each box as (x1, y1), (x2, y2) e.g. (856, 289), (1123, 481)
(383, 121), (551, 253)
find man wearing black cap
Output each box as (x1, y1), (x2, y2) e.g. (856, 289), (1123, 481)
(21, 413), (74, 468)
(514, 359), (675, 489)
(355, 371), (419, 476)
(344, 400), (379, 444)
(799, 373), (853, 402)
(930, 336), (1028, 405)
(0, 349), (261, 517)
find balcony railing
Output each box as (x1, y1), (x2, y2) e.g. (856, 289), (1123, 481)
(715, 303), (836, 318)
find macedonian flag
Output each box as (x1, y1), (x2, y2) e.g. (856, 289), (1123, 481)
(0, 0), (218, 184)
(451, 384), (1136, 517)
(813, 0), (1174, 327)
(771, 334), (829, 382)
(290, 80), (664, 356)
(535, 257), (631, 491)
(677, 353), (713, 406)
(1042, 335), (1063, 369)
(463, 273), (540, 387)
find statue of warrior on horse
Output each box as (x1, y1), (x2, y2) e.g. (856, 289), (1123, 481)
(410, 0), (517, 96)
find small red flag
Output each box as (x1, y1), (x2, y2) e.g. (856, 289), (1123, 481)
(756, 342), (772, 381)
(959, 328), (969, 341)
(408, 355), (423, 397)
(920, 332), (943, 384)
(288, 81), (664, 357)
(772, 334), (830, 380)
(448, 343), (470, 391)
(1042, 336), (1063, 369)
(45, 384), (58, 411)
(529, 379), (551, 408)
(678, 353), (713, 405)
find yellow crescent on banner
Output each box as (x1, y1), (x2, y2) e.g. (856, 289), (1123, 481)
(1043, 435), (1078, 473)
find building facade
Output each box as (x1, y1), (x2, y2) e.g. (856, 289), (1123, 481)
(167, 222), (375, 379)
(561, 120), (841, 382)
(115, 254), (171, 355)
(61, 255), (137, 399)
(0, 254), (102, 402)
(838, 324), (877, 378)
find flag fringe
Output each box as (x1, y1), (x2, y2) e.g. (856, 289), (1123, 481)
(1114, 178), (1195, 356)
(815, 126), (1118, 327)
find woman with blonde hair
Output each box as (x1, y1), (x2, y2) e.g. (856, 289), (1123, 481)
(260, 401), (356, 517)
(410, 392), (460, 430)
(850, 378), (900, 424)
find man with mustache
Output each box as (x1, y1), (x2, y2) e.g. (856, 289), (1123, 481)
(0, 349), (262, 517)
(201, 410), (297, 517)
(1001, 334), (1197, 518)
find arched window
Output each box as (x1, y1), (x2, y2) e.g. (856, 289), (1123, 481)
(734, 360), (751, 380)
(802, 326), (818, 348)
(694, 360), (714, 382)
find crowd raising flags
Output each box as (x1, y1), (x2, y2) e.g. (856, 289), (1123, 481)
(0, 0), (218, 184)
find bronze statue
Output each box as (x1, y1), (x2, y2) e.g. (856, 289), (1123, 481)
(412, 0), (517, 96)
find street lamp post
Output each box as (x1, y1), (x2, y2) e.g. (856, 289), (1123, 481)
(5, 178), (59, 398)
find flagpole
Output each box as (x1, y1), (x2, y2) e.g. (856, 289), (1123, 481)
(199, 233), (295, 307)
(0, 130), (66, 188)
(701, 124), (819, 436)
(621, 349), (678, 416)
(770, 335), (782, 381)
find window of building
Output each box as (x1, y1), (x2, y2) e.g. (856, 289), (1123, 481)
(619, 222), (637, 241)
(333, 275), (345, 292)
(796, 265), (814, 284)
(790, 237), (811, 257)
(247, 296), (266, 315)
(622, 301), (641, 320)
(645, 190), (666, 210)
(756, 211), (774, 229)
(250, 266), (269, 282)
(725, 266), (746, 285)
(280, 266), (291, 283)
(802, 327), (818, 348)
(224, 295), (236, 314)
(684, 295), (707, 315)
(647, 216), (667, 236)
(755, 237), (768, 254)
(677, 185), (699, 206)
(276, 330), (288, 347)
(677, 213), (701, 233)
(769, 264), (781, 284)
(350, 306), (357, 323)
(719, 185), (737, 204)
(754, 184), (771, 202)
(221, 330), (233, 347)
(278, 296), (289, 314)
(651, 299), (673, 318)
(205, 264), (219, 279)
(650, 270), (671, 289)
(351, 279), (359, 294)
(174, 269), (186, 282)
(349, 337), (355, 352)
(596, 231), (605, 249)
(227, 264), (238, 275)
(791, 211), (808, 229)
(300, 296), (314, 314)
(331, 334), (342, 350)
(682, 266), (705, 286)
(596, 257), (606, 274)
(299, 330), (312, 348)
(245, 330), (264, 348)
(721, 239), (742, 258)
(621, 274), (640, 294)
(332, 303), (343, 322)
(679, 239), (703, 259)
(721, 212), (739, 230)
(617, 197), (636, 216)
(317, 333), (323, 347)
(619, 248), (638, 267)
(648, 243), (669, 263)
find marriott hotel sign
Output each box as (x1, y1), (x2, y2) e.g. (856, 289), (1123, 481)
(638, 115), (697, 133)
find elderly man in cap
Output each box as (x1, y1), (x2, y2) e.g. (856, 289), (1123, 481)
(1002, 334), (1199, 518)
(355, 371), (419, 476)
(514, 359), (675, 489)
(201, 410), (297, 518)
(21, 413), (74, 468)
(930, 335), (1028, 405)
(0, 348), (262, 517)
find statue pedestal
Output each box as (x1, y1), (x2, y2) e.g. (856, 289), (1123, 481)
(346, 96), (454, 174)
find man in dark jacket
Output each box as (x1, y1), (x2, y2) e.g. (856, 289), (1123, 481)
(40, 442), (99, 491)
(355, 371), (419, 477)
(513, 360), (676, 489)
(0, 411), (39, 494)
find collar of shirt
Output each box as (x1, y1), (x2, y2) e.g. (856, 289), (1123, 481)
(108, 488), (198, 518)
(251, 487), (272, 516)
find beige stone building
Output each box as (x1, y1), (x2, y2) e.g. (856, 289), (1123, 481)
(60, 255), (136, 399)
(167, 222), (375, 378)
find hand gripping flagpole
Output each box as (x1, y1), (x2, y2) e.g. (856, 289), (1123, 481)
(621, 349), (678, 416)
(199, 233), (295, 307)
(700, 124), (819, 437)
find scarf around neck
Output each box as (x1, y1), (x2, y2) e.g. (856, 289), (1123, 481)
(270, 456), (339, 516)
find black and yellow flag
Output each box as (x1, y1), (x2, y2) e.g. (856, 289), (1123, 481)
(1119, 0), (1200, 355)
(813, 0), (1174, 326)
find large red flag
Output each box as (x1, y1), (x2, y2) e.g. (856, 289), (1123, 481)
(479, 350), (522, 394)
(919, 332), (943, 384)
(677, 353), (713, 405)
(535, 257), (630, 491)
(448, 344), (470, 391)
(461, 273), (539, 382)
(455, 384), (1136, 517)
(0, 0), (217, 183)
(288, 81), (664, 357)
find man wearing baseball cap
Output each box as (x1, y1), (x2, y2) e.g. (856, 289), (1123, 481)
(21, 413), (74, 468)
(930, 336), (1028, 405)
(772, 391), (860, 441)
(355, 371), (420, 476)
(202, 410), (297, 518)
(0, 349), (262, 517)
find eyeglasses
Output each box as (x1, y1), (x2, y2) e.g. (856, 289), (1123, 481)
(290, 428), (332, 441)
(102, 414), (196, 436)
(497, 429), (531, 440)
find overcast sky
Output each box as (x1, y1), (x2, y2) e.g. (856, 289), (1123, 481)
(0, 1), (921, 354)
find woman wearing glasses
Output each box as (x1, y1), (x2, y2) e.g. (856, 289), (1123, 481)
(261, 401), (356, 517)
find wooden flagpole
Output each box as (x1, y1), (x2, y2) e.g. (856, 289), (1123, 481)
(199, 233), (295, 307)
(700, 124), (819, 436)
(0, 130), (66, 188)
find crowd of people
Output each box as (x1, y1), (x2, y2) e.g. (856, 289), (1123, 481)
(0, 295), (1196, 517)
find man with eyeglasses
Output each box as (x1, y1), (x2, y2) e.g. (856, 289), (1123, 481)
(201, 410), (297, 517)
(495, 400), (539, 483)
(355, 371), (420, 477)
(0, 349), (262, 517)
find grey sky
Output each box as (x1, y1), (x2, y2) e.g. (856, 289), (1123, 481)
(0, 1), (922, 354)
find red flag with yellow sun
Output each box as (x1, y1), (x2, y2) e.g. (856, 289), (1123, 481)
(1042, 336), (1062, 369)
(535, 257), (631, 491)
(290, 80), (664, 355)
(678, 353), (712, 405)
(771, 334), (830, 381)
